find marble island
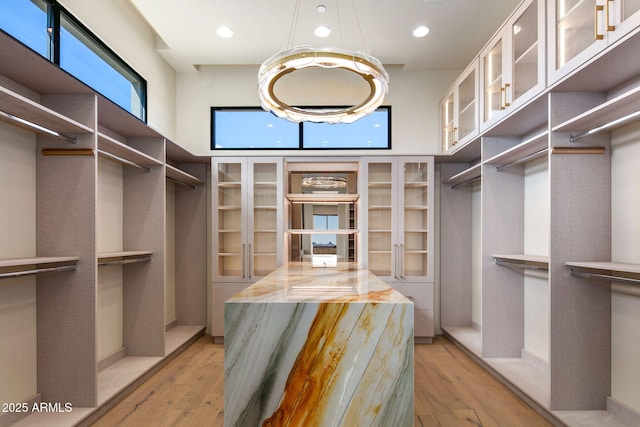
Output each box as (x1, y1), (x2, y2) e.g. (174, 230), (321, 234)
(224, 262), (414, 427)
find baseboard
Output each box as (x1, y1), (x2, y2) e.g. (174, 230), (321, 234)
(0, 394), (40, 427)
(97, 347), (127, 372)
(165, 319), (178, 332)
(521, 348), (550, 376)
(607, 396), (640, 425)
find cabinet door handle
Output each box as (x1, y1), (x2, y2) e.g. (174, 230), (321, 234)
(504, 83), (511, 107)
(394, 244), (400, 280)
(606, 0), (615, 31)
(500, 86), (506, 110)
(242, 243), (246, 278)
(595, 5), (605, 40)
(248, 243), (252, 280)
(400, 243), (405, 279)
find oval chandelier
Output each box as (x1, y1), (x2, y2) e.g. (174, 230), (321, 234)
(258, 1), (389, 124)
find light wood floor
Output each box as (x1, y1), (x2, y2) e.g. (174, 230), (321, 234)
(92, 335), (553, 426)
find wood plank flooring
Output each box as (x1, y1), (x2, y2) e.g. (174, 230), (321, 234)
(92, 335), (553, 426)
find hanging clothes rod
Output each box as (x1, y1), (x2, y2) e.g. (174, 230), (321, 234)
(495, 259), (548, 271)
(166, 176), (198, 189)
(0, 264), (77, 279)
(98, 256), (152, 267)
(450, 175), (481, 189)
(569, 109), (640, 142)
(0, 110), (77, 144)
(570, 268), (640, 286)
(97, 149), (152, 172)
(495, 147), (548, 172)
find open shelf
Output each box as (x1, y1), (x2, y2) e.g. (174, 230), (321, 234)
(97, 132), (163, 169)
(0, 85), (94, 135)
(552, 84), (640, 137)
(493, 254), (549, 271)
(567, 261), (640, 286)
(441, 163), (481, 188)
(484, 130), (548, 170)
(0, 256), (79, 279)
(97, 251), (153, 266)
(166, 163), (205, 187)
(286, 193), (359, 204)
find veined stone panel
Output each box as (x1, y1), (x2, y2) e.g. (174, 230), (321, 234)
(224, 262), (414, 427)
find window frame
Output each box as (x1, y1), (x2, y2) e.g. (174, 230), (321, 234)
(211, 106), (392, 151)
(0, 0), (147, 122)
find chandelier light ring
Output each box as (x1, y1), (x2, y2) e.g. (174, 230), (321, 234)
(258, 46), (389, 124)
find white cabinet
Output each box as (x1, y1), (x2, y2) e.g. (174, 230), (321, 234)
(548, 0), (640, 84)
(361, 157), (435, 339)
(441, 60), (479, 153)
(481, 0), (546, 130)
(212, 157), (284, 283)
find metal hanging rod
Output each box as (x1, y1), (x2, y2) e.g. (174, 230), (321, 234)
(495, 147), (548, 171)
(166, 176), (197, 189)
(0, 264), (77, 279)
(0, 110), (77, 144)
(98, 256), (152, 267)
(97, 149), (152, 172)
(570, 268), (640, 286)
(495, 259), (548, 272)
(449, 175), (481, 189)
(570, 109), (640, 142)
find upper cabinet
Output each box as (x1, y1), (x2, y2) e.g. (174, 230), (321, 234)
(441, 60), (479, 153)
(480, 0), (546, 130)
(548, 0), (640, 84)
(212, 157), (284, 283)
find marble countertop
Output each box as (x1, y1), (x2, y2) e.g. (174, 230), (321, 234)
(227, 262), (411, 304)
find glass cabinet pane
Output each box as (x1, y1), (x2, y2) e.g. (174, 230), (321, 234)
(252, 163), (278, 277)
(367, 162), (393, 277)
(403, 162), (429, 277)
(623, 0), (640, 19)
(484, 39), (503, 123)
(556, 0), (597, 68)
(442, 92), (455, 151)
(457, 70), (476, 141)
(512, 0), (539, 100)
(217, 163), (243, 277)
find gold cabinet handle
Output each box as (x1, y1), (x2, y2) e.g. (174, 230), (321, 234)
(595, 5), (604, 40)
(500, 86), (506, 110)
(504, 83), (511, 107)
(606, 0), (615, 31)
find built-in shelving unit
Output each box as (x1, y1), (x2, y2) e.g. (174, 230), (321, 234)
(439, 1), (640, 425)
(0, 29), (206, 427)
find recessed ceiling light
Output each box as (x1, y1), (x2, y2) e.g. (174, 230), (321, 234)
(413, 25), (430, 38)
(216, 26), (233, 38)
(314, 25), (331, 37)
(317, 5), (327, 13)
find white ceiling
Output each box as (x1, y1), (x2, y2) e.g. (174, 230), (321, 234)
(127, 0), (522, 73)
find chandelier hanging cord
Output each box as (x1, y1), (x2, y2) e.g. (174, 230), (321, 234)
(351, 0), (368, 53)
(286, 0), (302, 49)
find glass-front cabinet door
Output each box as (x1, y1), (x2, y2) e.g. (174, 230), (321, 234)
(361, 157), (434, 282)
(440, 59), (478, 154)
(401, 161), (431, 279)
(481, 0), (545, 130)
(251, 161), (283, 278)
(213, 157), (283, 282)
(548, 0), (640, 83)
(214, 160), (245, 281)
(364, 160), (396, 278)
